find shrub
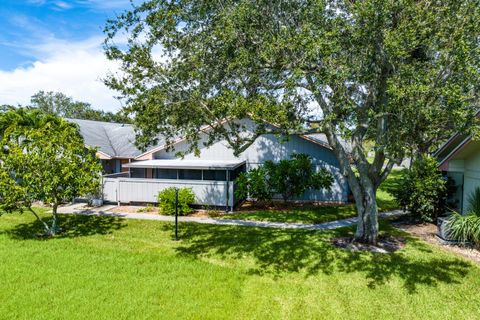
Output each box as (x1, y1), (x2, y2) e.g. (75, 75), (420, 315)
(157, 187), (195, 215)
(235, 167), (272, 203)
(235, 153), (333, 203)
(265, 153), (333, 202)
(392, 155), (447, 222)
(444, 187), (480, 246)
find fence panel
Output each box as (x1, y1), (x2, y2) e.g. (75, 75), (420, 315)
(102, 178), (233, 207)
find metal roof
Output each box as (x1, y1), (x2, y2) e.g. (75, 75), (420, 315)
(68, 119), (143, 158)
(124, 159), (246, 170)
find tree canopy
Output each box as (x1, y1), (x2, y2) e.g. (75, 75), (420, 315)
(104, 0), (480, 243)
(0, 108), (102, 235)
(30, 91), (131, 123)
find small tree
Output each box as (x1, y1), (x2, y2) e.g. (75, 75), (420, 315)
(393, 155), (447, 222)
(0, 108), (102, 235)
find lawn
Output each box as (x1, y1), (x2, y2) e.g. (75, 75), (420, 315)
(227, 169), (404, 224)
(1, 209), (479, 319)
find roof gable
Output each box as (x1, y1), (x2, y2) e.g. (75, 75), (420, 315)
(68, 118), (142, 158)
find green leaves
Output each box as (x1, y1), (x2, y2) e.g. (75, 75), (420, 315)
(235, 153), (333, 203)
(29, 90), (131, 123)
(157, 187), (195, 215)
(0, 108), (102, 234)
(392, 155), (447, 222)
(104, 0), (480, 158)
(445, 212), (480, 245)
(104, 0), (480, 241)
(444, 187), (480, 245)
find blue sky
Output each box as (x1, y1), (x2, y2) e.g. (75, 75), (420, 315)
(0, 0), (137, 111)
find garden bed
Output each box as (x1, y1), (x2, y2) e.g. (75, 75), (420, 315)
(393, 221), (480, 264)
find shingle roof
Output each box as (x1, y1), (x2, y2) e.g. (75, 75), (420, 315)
(67, 119), (142, 158)
(305, 133), (352, 153)
(68, 118), (350, 159)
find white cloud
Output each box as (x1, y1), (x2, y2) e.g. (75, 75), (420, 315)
(26, 0), (134, 10)
(54, 1), (73, 10)
(0, 36), (123, 112)
(75, 0), (134, 9)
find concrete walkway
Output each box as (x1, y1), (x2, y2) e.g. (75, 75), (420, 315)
(57, 203), (406, 231)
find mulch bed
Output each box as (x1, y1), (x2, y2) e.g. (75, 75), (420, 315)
(331, 235), (406, 253)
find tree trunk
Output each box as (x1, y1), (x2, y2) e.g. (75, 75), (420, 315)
(352, 183), (379, 244)
(50, 204), (61, 235)
(27, 207), (51, 235)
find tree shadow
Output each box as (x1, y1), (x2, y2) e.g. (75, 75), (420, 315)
(167, 222), (471, 293)
(3, 214), (126, 240)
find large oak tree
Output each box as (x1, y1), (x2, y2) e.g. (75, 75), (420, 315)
(104, 0), (480, 243)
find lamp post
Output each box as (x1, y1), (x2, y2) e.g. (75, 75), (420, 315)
(174, 187), (179, 241)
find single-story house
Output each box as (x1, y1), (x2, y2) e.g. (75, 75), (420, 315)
(435, 131), (480, 213)
(70, 118), (350, 210)
(68, 119), (142, 175)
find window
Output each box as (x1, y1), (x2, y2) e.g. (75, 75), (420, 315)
(230, 164), (246, 181)
(203, 170), (227, 181)
(178, 169), (202, 180)
(130, 168), (146, 178)
(155, 169), (177, 179)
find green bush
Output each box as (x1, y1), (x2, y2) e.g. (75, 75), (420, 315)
(392, 155), (447, 222)
(444, 188), (480, 246)
(235, 153), (333, 203)
(157, 187), (195, 215)
(235, 167), (272, 203)
(265, 153), (333, 202)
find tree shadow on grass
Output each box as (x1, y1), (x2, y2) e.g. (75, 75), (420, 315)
(4, 214), (126, 240)
(167, 221), (471, 293)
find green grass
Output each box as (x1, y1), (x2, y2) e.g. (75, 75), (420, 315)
(1, 209), (480, 319)
(228, 169), (405, 224)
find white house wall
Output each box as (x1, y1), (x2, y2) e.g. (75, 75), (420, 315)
(153, 119), (349, 202)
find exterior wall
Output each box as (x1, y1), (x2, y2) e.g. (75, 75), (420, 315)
(102, 159), (132, 174)
(447, 160), (465, 172)
(462, 152), (480, 213)
(102, 177), (234, 208)
(120, 159), (130, 172)
(152, 119), (349, 202)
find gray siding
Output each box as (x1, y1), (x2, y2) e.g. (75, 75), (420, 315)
(153, 119), (349, 202)
(102, 177), (234, 207)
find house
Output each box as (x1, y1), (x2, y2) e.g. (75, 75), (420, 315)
(68, 119), (142, 175)
(71, 118), (350, 210)
(435, 132), (480, 213)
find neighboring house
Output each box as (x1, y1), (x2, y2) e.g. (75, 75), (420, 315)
(68, 119), (142, 175)
(71, 118), (350, 210)
(435, 132), (480, 213)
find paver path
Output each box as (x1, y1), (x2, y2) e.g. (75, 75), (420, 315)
(57, 203), (405, 230)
